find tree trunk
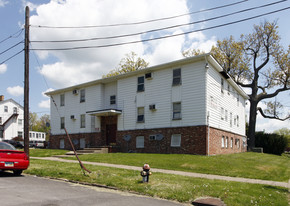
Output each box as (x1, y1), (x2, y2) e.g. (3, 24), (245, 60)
(248, 100), (258, 150)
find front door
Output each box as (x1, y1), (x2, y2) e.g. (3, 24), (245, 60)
(106, 124), (117, 145)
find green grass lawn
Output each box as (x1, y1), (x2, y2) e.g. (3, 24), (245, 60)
(25, 159), (289, 206)
(28, 148), (69, 157)
(60, 152), (290, 182)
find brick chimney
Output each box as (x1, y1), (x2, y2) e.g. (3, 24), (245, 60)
(0, 95), (4, 101)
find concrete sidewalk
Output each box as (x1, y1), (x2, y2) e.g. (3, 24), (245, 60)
(31, 156), (289, 189)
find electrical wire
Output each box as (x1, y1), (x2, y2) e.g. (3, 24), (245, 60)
(0, 50), (23, 65)
(31, 0), (287, 43)
(30, 7), (290, 51)
(0, 29), (24, 44)
(30, 0), (249, 29)
(0, 41), (24, 56)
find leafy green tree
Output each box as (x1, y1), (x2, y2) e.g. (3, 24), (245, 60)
(29, 113), (50, 140)
(274, 128), (290, 148)
(103, 52), (149, 78)
(183, 21), (289, 149)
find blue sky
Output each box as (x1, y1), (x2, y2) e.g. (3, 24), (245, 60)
(0, 0), (289, 132)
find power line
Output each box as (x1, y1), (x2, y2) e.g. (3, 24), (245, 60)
(30, 0), (249, 29)
(0, 29), (24, 44)
(0, 50), (23, 65)
(30, 7), (290, 51)
(0, 41), (24, 56)
(31, 0), (287, 43)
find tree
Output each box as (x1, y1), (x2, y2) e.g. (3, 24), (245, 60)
(274, 127), (290, 148)
(103, 52), (149, 78)
(183, 21), (290, 149)
(29, 112), (51, 140)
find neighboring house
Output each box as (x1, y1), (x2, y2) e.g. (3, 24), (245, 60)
(46, 54), (248, 155)
(0, 96), (46, 142)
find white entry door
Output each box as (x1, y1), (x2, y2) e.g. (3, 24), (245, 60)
(80, 138), (86, 149)
(60, 139), (64, 149)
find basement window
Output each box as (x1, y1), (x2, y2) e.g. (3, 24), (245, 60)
(171, 134), (181, 147)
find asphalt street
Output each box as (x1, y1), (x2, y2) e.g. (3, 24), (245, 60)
(0, 172), (185, 206)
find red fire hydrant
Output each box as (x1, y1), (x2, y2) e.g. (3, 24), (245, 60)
(140, 163), (152, 183)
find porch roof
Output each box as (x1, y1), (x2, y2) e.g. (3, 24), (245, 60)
(86, 109), (122, 116)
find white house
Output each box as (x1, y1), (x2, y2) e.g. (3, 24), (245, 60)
(0, 96), (46, 142)
(46, 54), (248, 155)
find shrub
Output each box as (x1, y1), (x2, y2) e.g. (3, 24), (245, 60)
(255, 131), (288, 155)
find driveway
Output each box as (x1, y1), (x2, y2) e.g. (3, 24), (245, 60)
(0, 172), (185, 206)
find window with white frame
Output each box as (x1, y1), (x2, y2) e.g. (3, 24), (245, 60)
(18, 131), (23, 137)
(225, 110), (228, 122)
(236, 138), (240, 148)
(230, 112), (232, 127)
(221, 78), (224, 94)
(172, 68), (181, 86)
(110, 95), (116, 105)
(13, 107), (18, 114)
(234, 115), (237, 126)
(221, 107), (224, 120)
(171, 134), (181, 147)
(237, 115), (239, 127)
(225, 136), (228, 148)
(80, 114), (86, 128)
(60, 117), (65, 129)
(60, 94), (65, 106)
(221, 136), (225, 148)
(237, 95), (240, 106)
(173, 102), (181, 120)
(137, 76), (145, 92)
(4, 106), (8, 113)
(80, 89), (85, 103)
(231, 137), (233, 148)
(18, 119), (22, 125)
(137, 107), (144, 123)
(136, 136), (144, 148)
(0, 117), (2, 124)
(227, 84), (230, 95)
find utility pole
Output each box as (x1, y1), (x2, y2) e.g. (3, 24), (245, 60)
(24, 6), (30, 158)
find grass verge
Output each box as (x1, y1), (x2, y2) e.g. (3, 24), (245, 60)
(25, 159), (289, 206)
(61, 152), (290, 182)
(29, 149), (69, 157)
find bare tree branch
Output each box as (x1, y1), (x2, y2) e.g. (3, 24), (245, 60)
(257, 107), (290, 121)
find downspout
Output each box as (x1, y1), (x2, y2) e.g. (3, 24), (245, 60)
(204, 55), (210, 156)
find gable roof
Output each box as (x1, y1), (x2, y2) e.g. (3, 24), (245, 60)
(46, 54), (248, 99)
(0, 98), (23, 109)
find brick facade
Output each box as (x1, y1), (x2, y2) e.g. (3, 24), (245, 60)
(49, 125), (246, 155)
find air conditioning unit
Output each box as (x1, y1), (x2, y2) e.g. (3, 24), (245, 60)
(70, 115), (76, 120)
(149, 104), (156, 110)
(149, 135), (156, 140)
(145, 72), (153, 79)
(72, 89), (79, 95)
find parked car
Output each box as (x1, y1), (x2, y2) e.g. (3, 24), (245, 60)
(3, 140), (24, 149)
(0, 142), (29, 176)
(29, 141), (45, 148)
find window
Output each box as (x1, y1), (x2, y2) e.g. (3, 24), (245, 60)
(13, 107), (18, 114)
(4, 106), (8, 112)
(18, 131), (23, 137)
(60, 117), (65, 129)
(36, 133), (39, 139)
(237, 115), (239, 127)
(221, 136), (225, 148)
(225, 137), (228, 148)
(230, 112), (232, 127)
(136, 136), (144, 148)
(237, 95), (240, 106)
(18, 119), (22, 125)
(137, 76), (144, 92)
(171, 134), (181, 147)
(234, 115), (237, 126)
(137, 107), (144, 123)
(221, 107), (224, 120)
(0, 117), (2, 124)
(227, 84), (230, 95)
(221, 78), (224, 93)
(80, 114), (86, 128)
(173, 102), (181, 120)
(225, 110), (228, 122)
(80, 89), (85, 103)
(231, 138), (233, 148)
(235, 138), (240, 148)
(110, 95), (116, 105)
(60, 94), (65, 106)
(172, 68), (181, 86)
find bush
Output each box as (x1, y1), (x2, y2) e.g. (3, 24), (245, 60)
(255, 131), (288, 155)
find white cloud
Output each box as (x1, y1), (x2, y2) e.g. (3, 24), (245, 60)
(7, 86), (24, 96)
(0, 64), (7, 74)
(0, 0), (8, 7)
(29, 0), (197, 88)
(38, 99), (50, 109)
(41, 88), (54, 98)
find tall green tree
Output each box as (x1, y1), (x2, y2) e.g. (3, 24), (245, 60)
(183, 21), (289, 149)
(103, 52), (149, 78)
